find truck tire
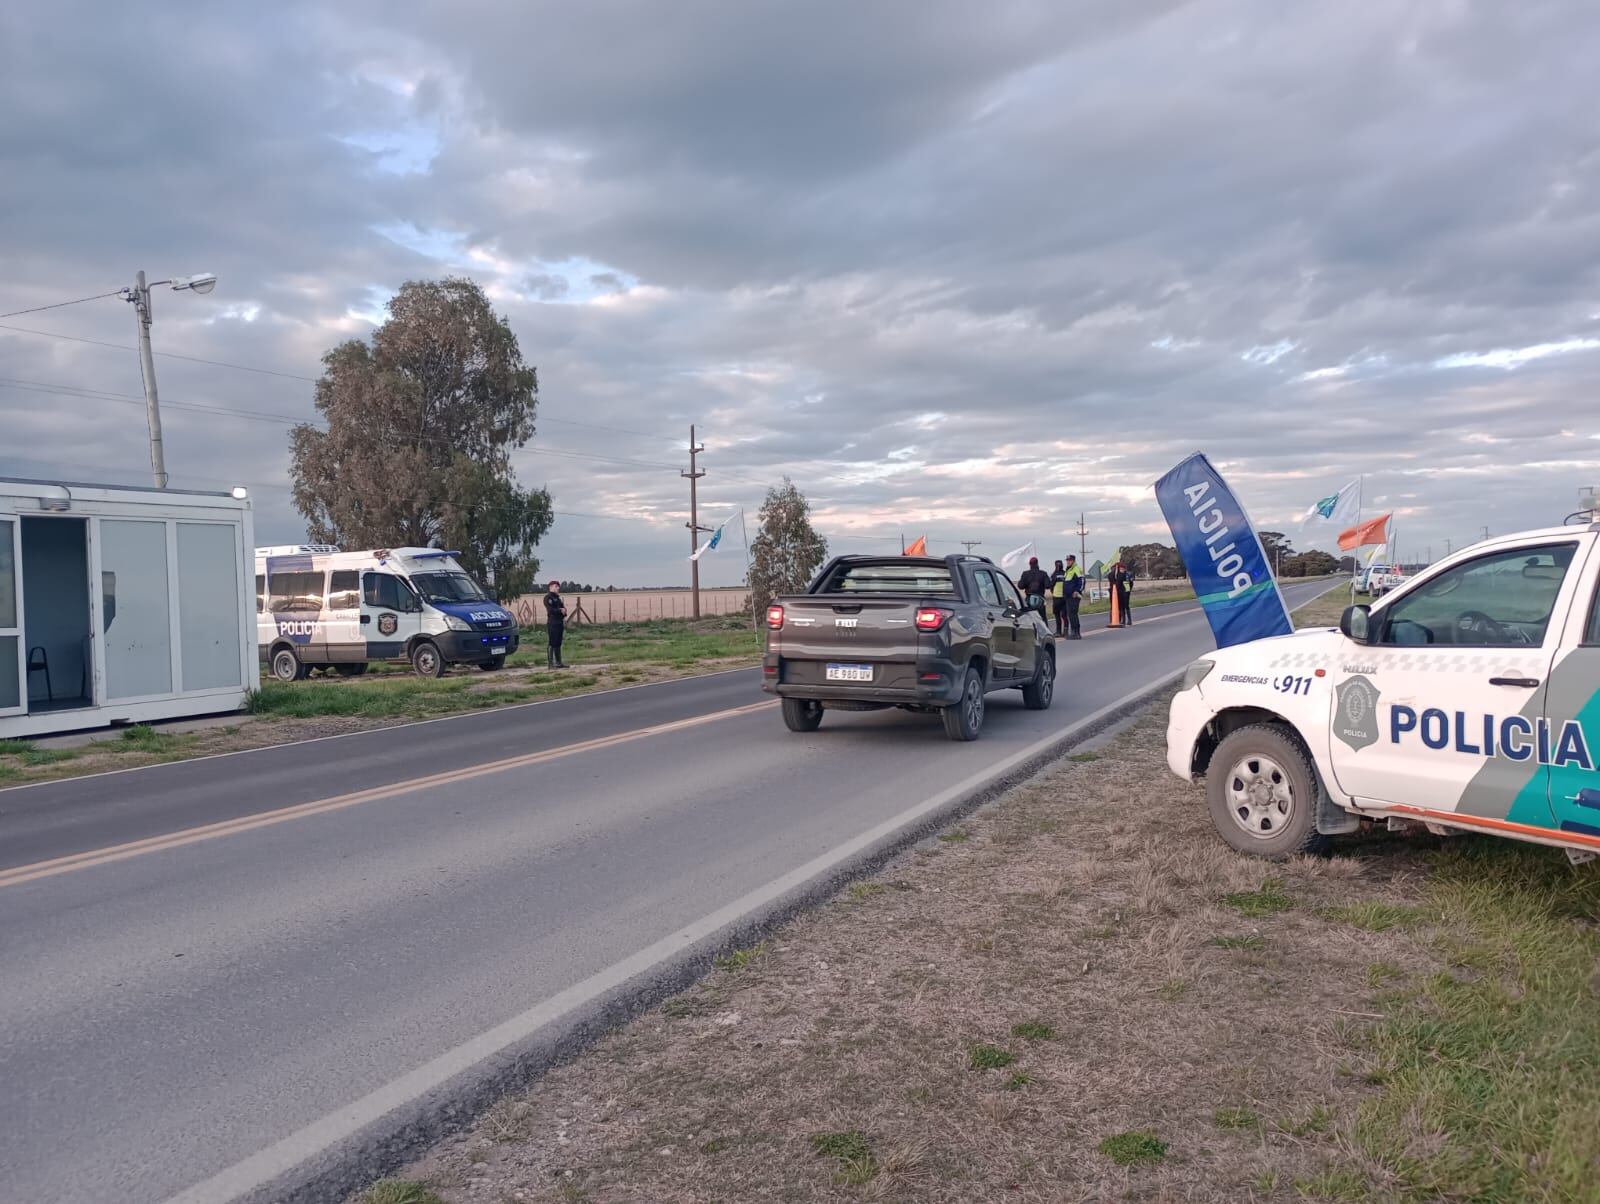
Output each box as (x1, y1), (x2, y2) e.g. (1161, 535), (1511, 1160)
(411, 641), (446, 679)
(781, 698), (823, 732)
(942, 666), (985, 741)
(1021, 652), (1055, 710)
(270, 646), (306, 683)
(1206, 724), (1326, 859)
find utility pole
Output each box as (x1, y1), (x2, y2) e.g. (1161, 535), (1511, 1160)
(1075, 513), (1088, 570)
(1481, 525), (1490, 542)
(682, 425), (709, 619)
(128, 271), (167, 488)
(960, 539), (982, 554)
(1444, 538), (1452, 556)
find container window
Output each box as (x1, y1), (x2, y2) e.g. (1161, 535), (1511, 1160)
(177, 523), (243, 691)
(101, 519), (173, 700)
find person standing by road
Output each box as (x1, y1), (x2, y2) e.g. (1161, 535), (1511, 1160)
(1050, 559), (1069, 636)
(1017, 556), (1051, 619)
(543, 579), (569, 668)
(1107, 560), (1134, 626)
(1062, 554), (1084, 639)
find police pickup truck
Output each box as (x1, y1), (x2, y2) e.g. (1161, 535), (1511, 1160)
(763, 554), (1055, 740)
(1168, 522), (1600, 862)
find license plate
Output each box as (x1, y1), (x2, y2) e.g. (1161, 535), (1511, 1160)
(490, 647), (506, 656)
(825, 663), (873, 682)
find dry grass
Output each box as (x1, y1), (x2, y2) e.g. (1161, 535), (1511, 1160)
(380, 691), (1593, 1197)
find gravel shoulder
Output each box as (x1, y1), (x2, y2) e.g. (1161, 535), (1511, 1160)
(370, 686), (1599, 1204)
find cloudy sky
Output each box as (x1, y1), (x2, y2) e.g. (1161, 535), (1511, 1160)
(3, 1), (1598, 587)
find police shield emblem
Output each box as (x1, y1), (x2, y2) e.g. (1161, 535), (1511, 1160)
(377, 613), (398, 636)
(1334, 674), (1381, 751)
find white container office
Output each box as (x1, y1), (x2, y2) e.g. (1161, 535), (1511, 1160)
(1, 478), (256, 739)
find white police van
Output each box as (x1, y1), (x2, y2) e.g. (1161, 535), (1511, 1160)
(255, 546), (518, 681)
(1168, 521), (1600, 862)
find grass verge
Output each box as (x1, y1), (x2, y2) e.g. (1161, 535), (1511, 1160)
(0, 615), (760, 789)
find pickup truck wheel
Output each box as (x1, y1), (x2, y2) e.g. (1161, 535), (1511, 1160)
(1021, 653), (1054, 710)
(1206, 724), (1326, 859)
(781, 698), (824, 732)
(942, 667), (985, 741)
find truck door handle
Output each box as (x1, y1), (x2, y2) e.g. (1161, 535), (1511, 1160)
(360, 614), (370, 625)
(1488, 676), (1539, 688)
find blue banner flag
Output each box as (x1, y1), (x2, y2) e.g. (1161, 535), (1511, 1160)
(1154, 452), (1293, 648)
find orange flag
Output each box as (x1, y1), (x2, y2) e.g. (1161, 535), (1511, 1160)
(903, 535), (928, 556)
(1338, 512), (1390, 551)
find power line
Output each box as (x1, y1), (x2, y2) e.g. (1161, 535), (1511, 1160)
(0, 290), (125, 320)
(0, 321), (320, 382)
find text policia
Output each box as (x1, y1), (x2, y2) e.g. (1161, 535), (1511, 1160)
(1181, 479), (1257, 600)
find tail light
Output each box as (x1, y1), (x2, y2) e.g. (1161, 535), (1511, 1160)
(766, 604), (785, 630)
(914, 607), (952, 632)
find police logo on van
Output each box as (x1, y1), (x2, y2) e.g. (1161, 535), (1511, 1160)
(1335, 674), (1381, 751)
(377, 612), (398, 636)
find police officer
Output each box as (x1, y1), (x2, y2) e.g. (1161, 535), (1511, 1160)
(1050, 559), (1069, 636)
(1017, 556), (1051, 619)
(1062, 554), (1084, 639)
(543, 579), (568, 668)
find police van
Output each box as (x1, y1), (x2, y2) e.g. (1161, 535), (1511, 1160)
(1168, 521), (1600, 862)
(255, 546), (518, 681)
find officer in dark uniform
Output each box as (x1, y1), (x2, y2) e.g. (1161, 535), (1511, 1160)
(543, 579), (568, 668)
(1016, 557), (1051, 620)
(1062, 554), (1084, 639)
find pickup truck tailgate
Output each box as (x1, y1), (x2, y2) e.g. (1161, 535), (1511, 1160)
(773, 596), (924, 690)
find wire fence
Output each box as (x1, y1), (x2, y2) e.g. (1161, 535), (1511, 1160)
(508, 587), (752, 626)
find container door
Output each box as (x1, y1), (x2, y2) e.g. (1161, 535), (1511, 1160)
(0, 515), (22, 716)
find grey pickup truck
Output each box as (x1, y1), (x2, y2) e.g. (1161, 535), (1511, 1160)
(761, 554), (1055, 740)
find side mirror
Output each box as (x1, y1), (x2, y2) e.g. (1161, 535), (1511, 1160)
(1340, 604), (1372, 644)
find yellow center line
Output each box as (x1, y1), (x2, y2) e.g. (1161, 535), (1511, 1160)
(0, 700), (777, 891)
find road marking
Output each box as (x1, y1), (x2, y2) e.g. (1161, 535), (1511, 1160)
(0, 700), (775, 891)
(0, 663), (762, 796)
(160, 670), (1185, 1204)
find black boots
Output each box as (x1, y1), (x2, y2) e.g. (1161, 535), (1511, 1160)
(547, 645), (567, 669)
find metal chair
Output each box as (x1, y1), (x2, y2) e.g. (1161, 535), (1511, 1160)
(26, 646), (51, 701)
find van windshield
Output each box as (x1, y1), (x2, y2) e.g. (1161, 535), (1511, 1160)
(409, 571), (492, 604)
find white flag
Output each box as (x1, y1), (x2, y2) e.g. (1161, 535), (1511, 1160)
(689, 516), (731, 561)
(999, 541), (1035, 574)
(1301, 479), (1360, 528)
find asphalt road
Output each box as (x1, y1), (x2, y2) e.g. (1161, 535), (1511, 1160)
(0, 580), (1335, 1203)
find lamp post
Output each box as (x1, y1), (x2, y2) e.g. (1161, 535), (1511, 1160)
(121, 271), (217, 487)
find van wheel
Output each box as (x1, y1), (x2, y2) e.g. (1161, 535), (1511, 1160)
(270, 647), (306, 683)
(1206, 724), (1326, 859)
(942, 666), (985, 741)
(1021, 652), (1054, 710)
(781, 698), (823, 732)
(334, 663), (368, 678)
(411, 641), (445, 678)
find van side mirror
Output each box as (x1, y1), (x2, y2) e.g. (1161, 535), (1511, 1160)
(1340, 604), (1372, 644)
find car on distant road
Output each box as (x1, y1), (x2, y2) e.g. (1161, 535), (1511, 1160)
(762, 554), (1055, 740)
(1167, 522), (1600, 862)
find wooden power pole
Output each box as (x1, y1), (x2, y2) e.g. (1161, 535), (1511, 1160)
(1076, 513), (1088, 569)
(683, 424), (709, 619)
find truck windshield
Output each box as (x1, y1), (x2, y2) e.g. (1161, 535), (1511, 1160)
(821, 562), (956, 594)
(409, 571), (492, 604)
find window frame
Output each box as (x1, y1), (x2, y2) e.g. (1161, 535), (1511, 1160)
(327, 569), (360, 611)
(267, 569), (326, 614)
(973, 570), (1002, 608)
(1375, 540), (1578, 650)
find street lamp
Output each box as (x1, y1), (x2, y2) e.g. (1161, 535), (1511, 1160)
(120, 270), (218, 487)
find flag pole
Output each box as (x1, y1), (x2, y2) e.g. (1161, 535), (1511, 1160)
(740, 508), (757, 633)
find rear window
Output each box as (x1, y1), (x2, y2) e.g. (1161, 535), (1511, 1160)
(820, 562), (956, 594)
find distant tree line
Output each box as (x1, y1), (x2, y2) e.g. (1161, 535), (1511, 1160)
(1115, 534), (1343, 582)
